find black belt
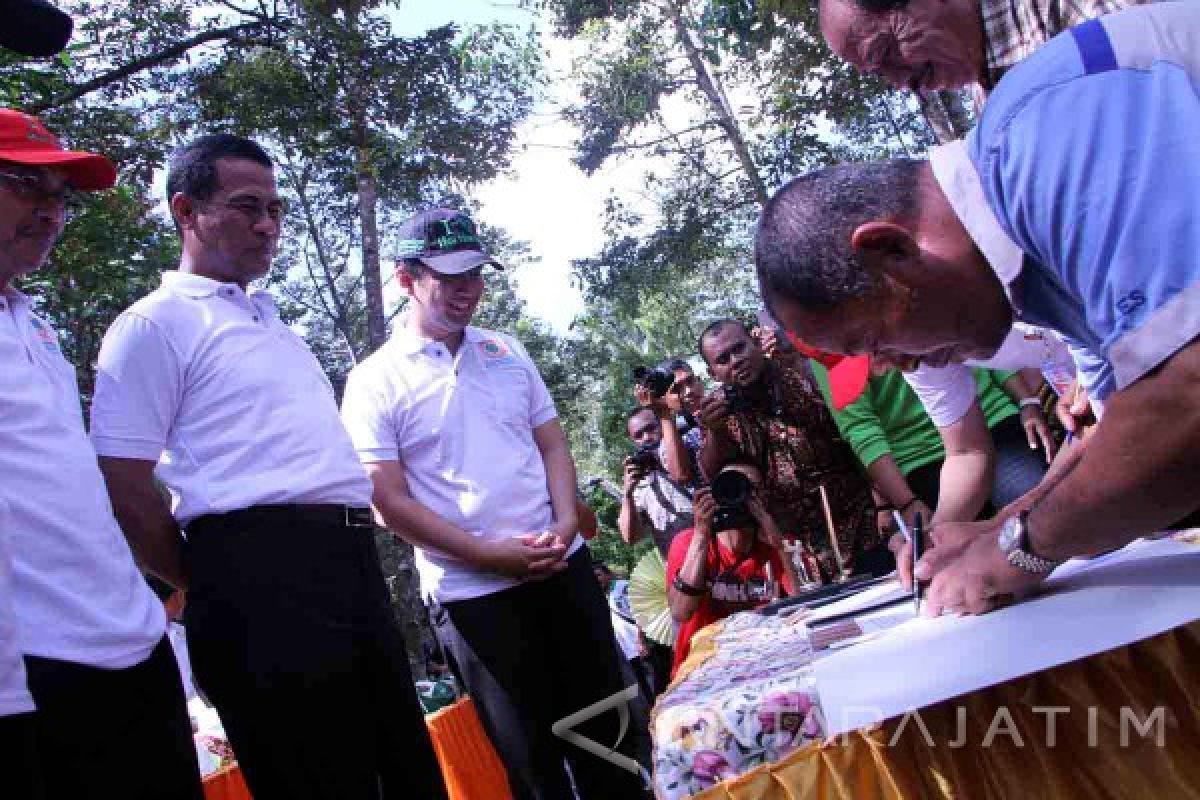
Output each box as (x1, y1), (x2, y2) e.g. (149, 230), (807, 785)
(190, 503), (375, 532)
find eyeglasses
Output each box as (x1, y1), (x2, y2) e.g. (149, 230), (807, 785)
(0, 168), (82, 210)
(206, 196), (289, 223)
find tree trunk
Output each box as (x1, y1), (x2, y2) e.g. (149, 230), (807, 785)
(936, 90), (973, 137)
(352, 134), (433, 674)
(343, 28), (432, 674)
(374, 532), (436, 679)
(664, 0), (770, 207)
(353, 131), (388, 351)
(916, 89), (973, 144)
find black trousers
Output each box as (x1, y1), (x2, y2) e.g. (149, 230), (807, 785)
(22, 637), (203, 800)
(0, 711), (45, 799)
(644, 640), (674, 697)
(432, 547), (648, 800)
(185, 507), (447, 800)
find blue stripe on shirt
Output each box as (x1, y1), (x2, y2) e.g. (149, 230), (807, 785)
(1070, 19), (1117, 74)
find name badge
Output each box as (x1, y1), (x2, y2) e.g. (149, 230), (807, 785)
(29, 317), (60, 353)
(478, 338), (517, 369)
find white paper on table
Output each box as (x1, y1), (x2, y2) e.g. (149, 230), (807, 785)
(815, 537), (1200, 736)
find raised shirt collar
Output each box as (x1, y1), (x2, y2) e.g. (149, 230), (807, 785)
(928, 139), (1023, 304)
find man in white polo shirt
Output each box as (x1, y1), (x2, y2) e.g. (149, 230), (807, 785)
(90, 135), (446, 800)
(341, 208), (646, 799)
(0, 109), (201, 799)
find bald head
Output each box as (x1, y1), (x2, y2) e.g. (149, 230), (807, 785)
(754, 157), (1012, 369)
(755, 159), (923, 313)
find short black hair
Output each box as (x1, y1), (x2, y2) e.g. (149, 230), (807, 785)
(658, 357), (692, 374)
(165, 134), (273, 209)
(755, 159), (923, 314)
(626, 405), (658, 428)
(697, 318), (751, 364)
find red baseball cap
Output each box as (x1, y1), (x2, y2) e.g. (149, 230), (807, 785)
(786, 332), (871, 410)
(0, 109), (116, 190)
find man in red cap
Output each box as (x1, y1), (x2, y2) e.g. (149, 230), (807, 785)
(0, 109), (203, 800)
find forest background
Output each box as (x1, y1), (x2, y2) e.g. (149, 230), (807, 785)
(2, 0), (970, 673)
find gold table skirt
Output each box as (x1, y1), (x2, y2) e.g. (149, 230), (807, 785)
(688, 620), (1200, 800)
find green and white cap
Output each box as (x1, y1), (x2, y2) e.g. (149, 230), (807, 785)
(395, 208), (505, 275)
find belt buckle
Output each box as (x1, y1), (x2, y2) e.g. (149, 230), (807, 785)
(344, 506), (374, 529)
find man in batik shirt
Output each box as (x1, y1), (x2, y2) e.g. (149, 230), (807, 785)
(696, 320), (885, 579)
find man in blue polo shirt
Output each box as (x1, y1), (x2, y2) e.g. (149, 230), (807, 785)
(753, 2), (1200, 615)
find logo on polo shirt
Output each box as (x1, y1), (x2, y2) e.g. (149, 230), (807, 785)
(28, 316), (59, 352)
(478, 338), (516, 368)
(1116, 290), (1146, 317)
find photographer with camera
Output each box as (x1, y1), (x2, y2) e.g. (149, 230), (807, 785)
(632, 359), (706, 488)
(695, 319), (883, 581)
(665, 464), (799, 677)
(618, 407), (694, 557)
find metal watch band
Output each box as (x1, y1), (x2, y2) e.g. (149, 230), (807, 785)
(1008, 511), (1060, 574)
(1006, 547), (1058, 574)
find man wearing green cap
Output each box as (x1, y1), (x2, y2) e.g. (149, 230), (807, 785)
(342, 208), (647, 799)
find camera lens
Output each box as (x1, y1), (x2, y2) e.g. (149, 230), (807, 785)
(711, 470), (752, 506)
(644, 368), (673, 398)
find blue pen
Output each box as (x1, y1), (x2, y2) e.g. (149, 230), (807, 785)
(912, 512), (924, 616)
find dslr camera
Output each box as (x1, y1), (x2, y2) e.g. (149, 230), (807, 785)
(629, 442), (659, 471)
(722, 383), (752, 415)
(710, 469), (755, 531)
(632, 365), (674, 399)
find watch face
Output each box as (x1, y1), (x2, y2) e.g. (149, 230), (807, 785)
(997, 517), (1020, 553)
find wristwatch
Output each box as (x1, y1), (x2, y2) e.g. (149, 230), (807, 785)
(998, 511), (1061, 574)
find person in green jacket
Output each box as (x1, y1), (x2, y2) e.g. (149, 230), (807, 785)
(811, 359), (1050, 541)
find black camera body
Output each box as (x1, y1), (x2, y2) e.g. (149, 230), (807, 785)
(723, 383), (751, 415)
(632, 365), (674, 399)
(629, 442), (659, 470)
(710, 469), (755, 531)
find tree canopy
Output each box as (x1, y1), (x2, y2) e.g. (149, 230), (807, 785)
(2, 0), (970, 658)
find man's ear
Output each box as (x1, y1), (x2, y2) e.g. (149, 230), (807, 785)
(169, 193), (195, 232)
(849, 221), (922, 288)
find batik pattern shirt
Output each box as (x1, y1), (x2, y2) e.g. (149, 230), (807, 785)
(707, 360), (878, 579)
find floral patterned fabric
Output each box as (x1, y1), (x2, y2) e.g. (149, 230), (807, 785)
(652, 533), (1200, 799)
(651, 611), (826, 799)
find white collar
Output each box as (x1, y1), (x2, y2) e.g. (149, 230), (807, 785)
(928, 139), (1024, 301)
(161, 271), (276, 309)
(390, 317), (486, 357)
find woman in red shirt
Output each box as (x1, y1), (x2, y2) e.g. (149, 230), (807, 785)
(666, 464), (800, 676)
